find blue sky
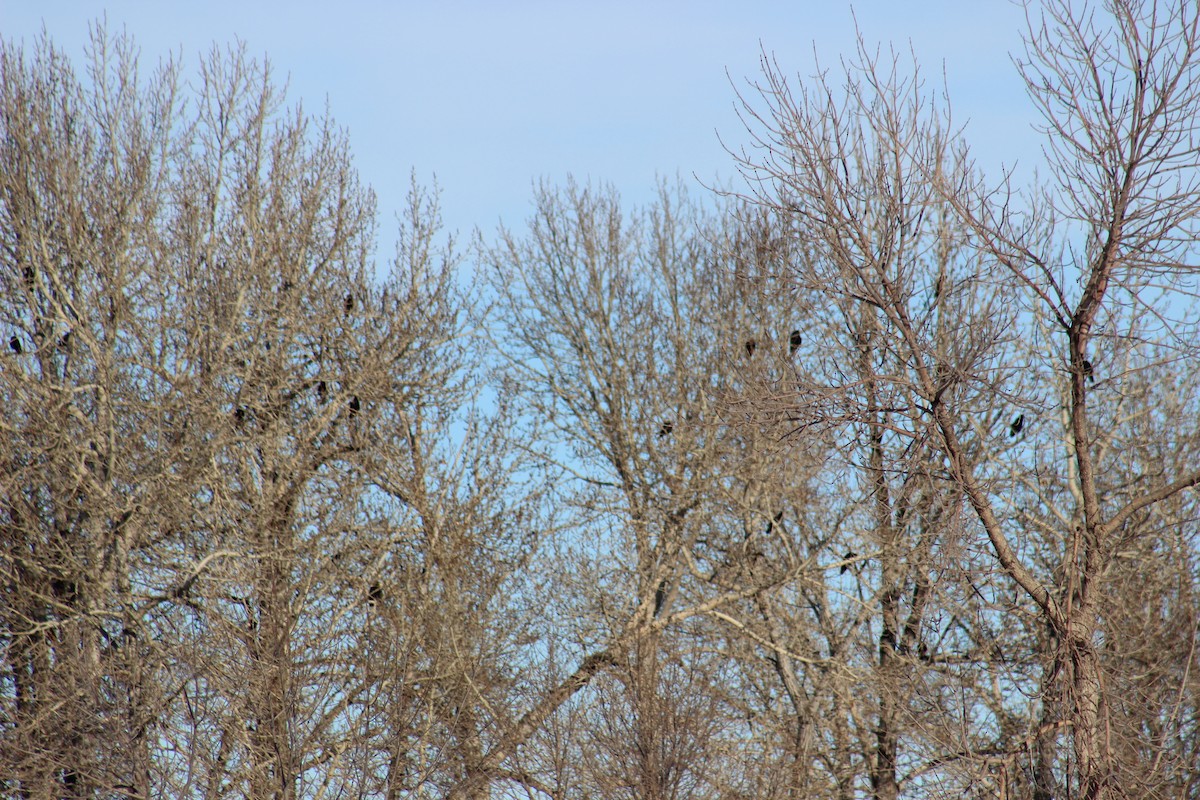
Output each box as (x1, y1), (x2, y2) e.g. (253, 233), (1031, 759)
(2, 2), (1039, 244)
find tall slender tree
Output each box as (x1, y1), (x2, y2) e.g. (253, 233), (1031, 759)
(731, 2), (1200, 797)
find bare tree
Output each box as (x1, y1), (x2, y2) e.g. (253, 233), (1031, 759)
(0, 27), (517, 800)
(7, 6), (1200, 800)
(731, 1), (1200, 798)
(479, 181), (844, 800)
(0, 30), (182, 800)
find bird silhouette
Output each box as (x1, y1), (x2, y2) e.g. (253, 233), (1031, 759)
(744, 339), (757, 357)
(9, 335), (21, 354)
(1009, 414), (1025, 437)
(316, 380), (327, 403)
(789, 329), (802, 356)
(1081, 359), (1094, 382)
(368, 582), (383, 606)
(840, 550), (857, 575)
(654, 579), (669, 616)
(657, 420), (673, 438)
(344, 293), (354, 314)
(348, 395), (361, 416)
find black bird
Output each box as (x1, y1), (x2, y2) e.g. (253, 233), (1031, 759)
(765, 509), (785, 535)
(348, 395), (361, 416)
(657, 420), (673, 438)
(368, 582), (383, 606)
(789, 329), (802, 356)
(1009, 413), (1025, 437)
(840, 550), (857, 575)
(234, 406), (247, 426)
(8, 335), (21, 354)
(1081, 359), (1094, 382)
(316, 380), (327, 404)
(744, 338), (757, 357)
(653, 579), (669, 616)
(50, 575), (78, 602)
(344, 293), (354, 314)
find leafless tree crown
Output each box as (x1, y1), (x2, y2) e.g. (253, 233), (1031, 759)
(4, 5), (1200, 800)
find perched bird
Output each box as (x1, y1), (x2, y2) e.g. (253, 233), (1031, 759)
(50, 576), (78, 602)
(9, 335), (21, 354)
(1081, 359), (1094, 382)
(744, 339), (757, 357)
(934, 272), (947, 302)
(654, 579), (669, 616)
(316, 380), (327, 404)
(234, 406), (247, 426)
(765, 509), (785, 535)
(657, 420), (673, 438)
(344, 293), (354, 314)
(348, 395), (361, 417)
(1009, 414), (1025, 437)
(840, 550), (857, 575)
(789, 329), (802, 356)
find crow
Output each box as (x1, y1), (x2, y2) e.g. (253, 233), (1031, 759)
(348, 395), (361, 416)
(840, 550), (857, 575)
(1081, 359), (1094, 382)
(789, 329), (802, 356)
(1009, 414), (1025, 437)
(8, 335), (21, 354)
(657, 420), (673, 438)
(316, 380), (327, 403)
(344, 293), (354, 314)
(744, 339), (757, 357)
(654, 579), (669, 616)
